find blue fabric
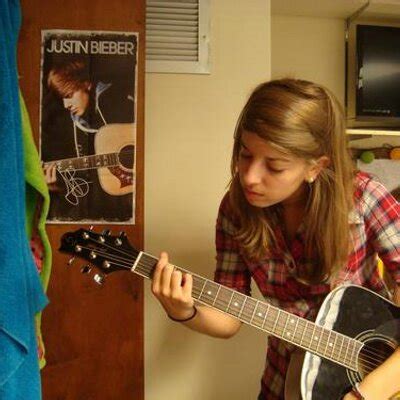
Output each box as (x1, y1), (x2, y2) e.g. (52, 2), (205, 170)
(0, 1), (48, 399)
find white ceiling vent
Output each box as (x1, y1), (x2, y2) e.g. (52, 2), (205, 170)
(146, 0), (210, 74)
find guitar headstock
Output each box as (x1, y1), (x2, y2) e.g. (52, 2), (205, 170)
(59, 228), (139, 284)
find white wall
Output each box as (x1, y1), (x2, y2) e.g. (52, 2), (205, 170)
(271, 15), (346, 104)
(144, 1), (271, 399)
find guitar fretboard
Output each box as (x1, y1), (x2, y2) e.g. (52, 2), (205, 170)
(44, 153), (119, 172)
(132, 252), (362, 371)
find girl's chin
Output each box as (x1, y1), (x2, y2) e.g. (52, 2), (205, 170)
(245, 196), (276, 208)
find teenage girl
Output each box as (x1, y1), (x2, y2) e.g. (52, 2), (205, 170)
(152, 79), (400, 400)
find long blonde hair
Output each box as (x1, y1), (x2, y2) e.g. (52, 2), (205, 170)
(229, 79), (355, 283)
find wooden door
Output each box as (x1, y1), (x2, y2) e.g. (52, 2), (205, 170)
(18, 1), (145, 399)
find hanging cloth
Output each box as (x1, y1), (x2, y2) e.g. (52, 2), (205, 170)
(0, 0), (48, 399)
(21, 92), (52, 369)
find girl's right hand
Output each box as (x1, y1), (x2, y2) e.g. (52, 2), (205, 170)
(151, 252), (195, 320)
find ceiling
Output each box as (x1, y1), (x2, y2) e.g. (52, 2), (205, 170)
(271, 0), (400, 20)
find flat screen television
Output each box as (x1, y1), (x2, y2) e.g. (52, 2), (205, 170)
(352, 24), (400, 128)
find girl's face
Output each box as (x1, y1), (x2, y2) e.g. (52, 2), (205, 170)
(238, 131), (315, 208)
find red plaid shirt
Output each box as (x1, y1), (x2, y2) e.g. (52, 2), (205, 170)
(214, 172), (400, 400)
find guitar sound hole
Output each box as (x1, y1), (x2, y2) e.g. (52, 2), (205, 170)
(358, 338), (395, 377)
(118, 145), (135, 170)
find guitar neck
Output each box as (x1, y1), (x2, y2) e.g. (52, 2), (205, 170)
(133, 251), (361, 371)
(44, 153), (119, 172)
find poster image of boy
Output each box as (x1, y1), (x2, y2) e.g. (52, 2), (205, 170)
(40, 31), (137, 224)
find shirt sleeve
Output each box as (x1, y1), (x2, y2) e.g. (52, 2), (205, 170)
(214, 194), (252, 295)
(362, 178), (400, 284)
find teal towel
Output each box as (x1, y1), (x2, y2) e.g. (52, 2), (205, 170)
(0, 0), (48, 399)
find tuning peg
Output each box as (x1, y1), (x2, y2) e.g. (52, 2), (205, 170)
(102, 229), (111, 236)
(89, 226), (94, 231)
(118, 231), (127, 238)
(80, 265), (92, 274)
(93, 273), (106, 285)
(67, 257), (75, 266)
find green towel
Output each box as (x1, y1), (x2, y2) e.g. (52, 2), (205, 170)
(21, 93), (52, 369)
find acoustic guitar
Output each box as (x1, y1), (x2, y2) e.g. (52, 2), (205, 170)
(43, 123), (135, 196)
(60, 228), (400, 400)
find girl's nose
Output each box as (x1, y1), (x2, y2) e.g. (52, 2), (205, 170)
(243, 161), (263, 185)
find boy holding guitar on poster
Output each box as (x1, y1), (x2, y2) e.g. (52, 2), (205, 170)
(42, 58), (135, 222)
(151, 79), (400, 399)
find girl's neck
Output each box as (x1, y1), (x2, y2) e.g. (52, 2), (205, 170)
(280, 185), (309, 244)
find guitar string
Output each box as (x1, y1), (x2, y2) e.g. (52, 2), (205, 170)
(127, 249), (390, 368)
(73, 236), (390, 369)
(72, 239), (387, 371)
(44, 148), (135, 166)
(73, 240), (388, 371)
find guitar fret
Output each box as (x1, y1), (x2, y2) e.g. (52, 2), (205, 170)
(214, 286), (230, 310)
(343, 338), (350, 365)
(212, 286), (221, 306)
(325, 330), (334, 358)
(250, 302), (268, 329)
(292, 317), (300, 344)
(341, 337), (351, 365)
(197, 279), (207, 300)
(261, 304), (269, 330)
(198, 281), (220, 305)
(281, 312), (290, 339)
(334, 335), (344, 362)
(316, 328), (329, 356)
(285, 315), (297, 341)
(272, 309), (281, 334)
(226, 291), (234, 312)
(228, 292), (245, 317)
(264, 307), (278, 333)
(349, 341), (357, 370)
(238, 297), (247, 318)
(312, 326), (322, 353)
(249, 300), (259, 324)
(304, 323), (315, 351)
(297, 319), (308, 347)
(331, 333), (338, 360)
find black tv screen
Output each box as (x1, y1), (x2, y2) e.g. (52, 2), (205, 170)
(356, 24), (400, 121)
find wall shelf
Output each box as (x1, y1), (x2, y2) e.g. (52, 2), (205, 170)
(347, 128), (400, 136)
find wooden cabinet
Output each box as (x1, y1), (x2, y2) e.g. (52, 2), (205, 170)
(18, 1), (145, 398)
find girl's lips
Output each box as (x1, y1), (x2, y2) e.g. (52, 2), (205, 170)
(245, 188), (263, 197)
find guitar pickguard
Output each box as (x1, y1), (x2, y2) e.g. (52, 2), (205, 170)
(108, 166), (134, 188)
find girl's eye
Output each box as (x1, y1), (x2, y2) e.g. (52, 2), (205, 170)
(267, 166), (285, 174)
(239, 151), (251, 159)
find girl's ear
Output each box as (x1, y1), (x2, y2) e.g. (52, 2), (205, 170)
(306, 156), (330, 183)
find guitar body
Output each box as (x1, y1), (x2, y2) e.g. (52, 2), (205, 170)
(301, 285), (400, 400)
(95, 123), (135, 196)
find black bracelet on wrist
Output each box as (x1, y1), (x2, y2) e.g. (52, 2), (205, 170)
(168, 306), (197, 322)
(351, 383), (365, 400)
